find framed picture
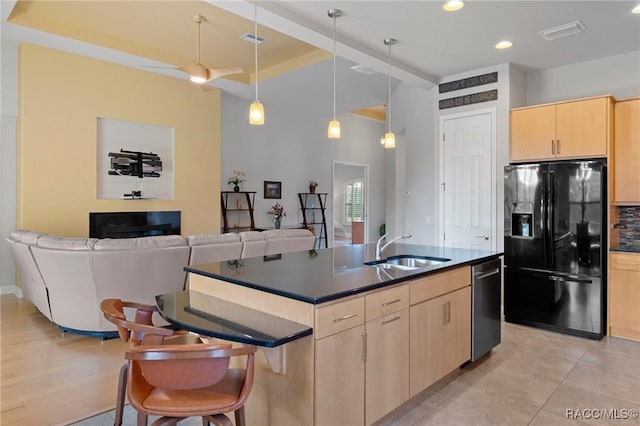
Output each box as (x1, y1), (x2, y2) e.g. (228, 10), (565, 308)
(264, 181), (282, 199)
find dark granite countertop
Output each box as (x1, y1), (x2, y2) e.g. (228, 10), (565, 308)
(610, 247), (640, 254)
(185, 244), (503, 305)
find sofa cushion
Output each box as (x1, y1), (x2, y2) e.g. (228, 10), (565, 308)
(36, 235), (97, 250)
(186, 232), (241, 246)
(238, 231), (266, 242)
(10, 230), (47, 244)
(93, 235), (186, 250)
(262, 229), (314, 239)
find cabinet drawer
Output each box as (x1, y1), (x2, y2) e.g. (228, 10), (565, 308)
(611, 253), (640, 272)
(315, 297), (365, 339)
(410, 266), (470, 305)
(365, 284), (409, 322)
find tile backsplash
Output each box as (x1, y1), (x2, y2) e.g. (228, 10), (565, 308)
(618, 206), (640, 250)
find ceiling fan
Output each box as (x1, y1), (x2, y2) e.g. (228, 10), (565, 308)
(150, 14), (242, 84)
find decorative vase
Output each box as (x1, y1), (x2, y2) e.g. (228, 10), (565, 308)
(309, 186), (316, 193)
(234, 185), (240, 192)
(274, 217), (281, 229)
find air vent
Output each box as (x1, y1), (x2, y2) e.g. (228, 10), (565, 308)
(539, 20), (586, 41)
(350, 64), (376, 75)
(240, 33), (266, 44)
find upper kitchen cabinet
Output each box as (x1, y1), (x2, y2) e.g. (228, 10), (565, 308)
(510, 96), (613, 162)
(614, 98), (640, 205)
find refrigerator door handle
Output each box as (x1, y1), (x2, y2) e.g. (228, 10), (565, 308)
(547, 170), (556, 268)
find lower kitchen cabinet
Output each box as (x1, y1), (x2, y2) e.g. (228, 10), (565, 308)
(365, 309), (409, 425)
(409, 286), (471, 397)
(609, 252), (640, 341)
(315, 324), (365, 426)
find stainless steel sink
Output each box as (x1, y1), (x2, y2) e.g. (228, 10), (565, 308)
(364, 255), (450, 270)
(385, 256), (450, 267)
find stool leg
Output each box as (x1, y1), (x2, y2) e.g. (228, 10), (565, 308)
(235, 407), (246, 426)
(115, 363), (128, 426)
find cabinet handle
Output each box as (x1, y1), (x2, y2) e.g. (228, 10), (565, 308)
(447, 301), (451, 324)
(382, 316), (402, 325)
(551, 139), (555, 155)
(442, 303), (448, 325)
(333, 313), (358, 323)
(557, 139), (560, 154)
(381, 298), (402, 307)
(361, 332), (367, 362)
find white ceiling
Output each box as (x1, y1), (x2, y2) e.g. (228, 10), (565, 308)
(2, 1), (639, 117)
(260, 0), (640, 84)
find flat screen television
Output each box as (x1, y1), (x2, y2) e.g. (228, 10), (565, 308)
(89, 211), (181, 239)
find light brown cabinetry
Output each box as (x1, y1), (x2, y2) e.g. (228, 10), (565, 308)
(409, 266), (471, 397)
(510, 96), (612, 162)
(314, 296), (365, 426)
(364, 285), (409, 425)
(609, 252), (640, 341)
(614, 98), (640, 204)
(314, 284), (412, 426)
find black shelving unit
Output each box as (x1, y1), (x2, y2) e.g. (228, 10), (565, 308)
(298, 192), (328, 249)
(221, 191), (256, 233)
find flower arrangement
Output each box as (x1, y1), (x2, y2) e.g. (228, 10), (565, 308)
(267, 202), (286, 219)
(308, 180), (318, 193)
(227, 170), (246, 187)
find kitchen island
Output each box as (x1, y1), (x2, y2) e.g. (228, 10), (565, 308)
(182, 243), (502, 426)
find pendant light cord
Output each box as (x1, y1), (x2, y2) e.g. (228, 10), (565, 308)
(254, 1), (259, 102)
(387, 41), (391, 134)
(332, 14), (337, 120)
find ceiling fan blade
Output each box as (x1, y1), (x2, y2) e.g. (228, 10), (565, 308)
(206, 66), (243, 81)
(143, 65), (180, 70)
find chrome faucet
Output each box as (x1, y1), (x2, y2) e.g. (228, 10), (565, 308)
(376, 233), (412, 260)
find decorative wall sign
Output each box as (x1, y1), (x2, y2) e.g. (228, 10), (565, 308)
(439, 71), (498, 93)
(439, 89), (498, 110)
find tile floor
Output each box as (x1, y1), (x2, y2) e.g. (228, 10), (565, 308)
(73, 321), (640, 426)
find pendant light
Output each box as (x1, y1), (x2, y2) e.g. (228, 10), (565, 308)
(383, 38), (397, 149)
(249, 0), (264, 125)
(327, 9), (342, 139)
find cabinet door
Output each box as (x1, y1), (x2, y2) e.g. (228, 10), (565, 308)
(315, 325), (365, 426)
(409, 297), (444, 397)
(510, 105), (555, 162)
(614, 99), (640, 203)
(365, 310), (409, 425)
(609, 253), (640, 341)
(555, 97), (608, 159)
(442, 287), (471, 375)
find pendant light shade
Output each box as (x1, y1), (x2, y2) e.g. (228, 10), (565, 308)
(249, 1), (264, 125)
(383, 38), (397, 149)
(249, 101), (264, 125)
(327, 9), (342, 139)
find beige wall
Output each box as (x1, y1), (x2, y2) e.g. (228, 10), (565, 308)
(18, 43), (220, 236)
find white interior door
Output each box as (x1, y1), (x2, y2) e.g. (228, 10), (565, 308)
(441, 111), (495, 250)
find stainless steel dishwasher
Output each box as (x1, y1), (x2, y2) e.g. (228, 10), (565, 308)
(471, 258), (502, 361)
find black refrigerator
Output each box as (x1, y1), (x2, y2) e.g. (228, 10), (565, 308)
(504, 159), (606, 340)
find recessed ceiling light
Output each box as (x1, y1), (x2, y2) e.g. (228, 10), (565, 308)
(443, 1), (465, 12)
(633, 4), (640, 14)
(495, 40), (513, 50)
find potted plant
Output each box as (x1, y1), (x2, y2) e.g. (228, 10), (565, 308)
(267, 202), (286, 229)
(308, 180), (318, 193)
(228, 170), (246, 192)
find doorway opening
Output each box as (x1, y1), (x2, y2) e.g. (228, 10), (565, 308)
(332, 161), (369, 246)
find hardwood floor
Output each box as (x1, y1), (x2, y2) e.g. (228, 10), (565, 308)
(1, 295), (128, 425)
(3, 294), (640, 426)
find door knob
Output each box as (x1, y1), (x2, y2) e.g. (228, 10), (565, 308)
(474, 235), (490, 240)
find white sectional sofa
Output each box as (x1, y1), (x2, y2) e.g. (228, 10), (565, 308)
(6, 228), (316, 337)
